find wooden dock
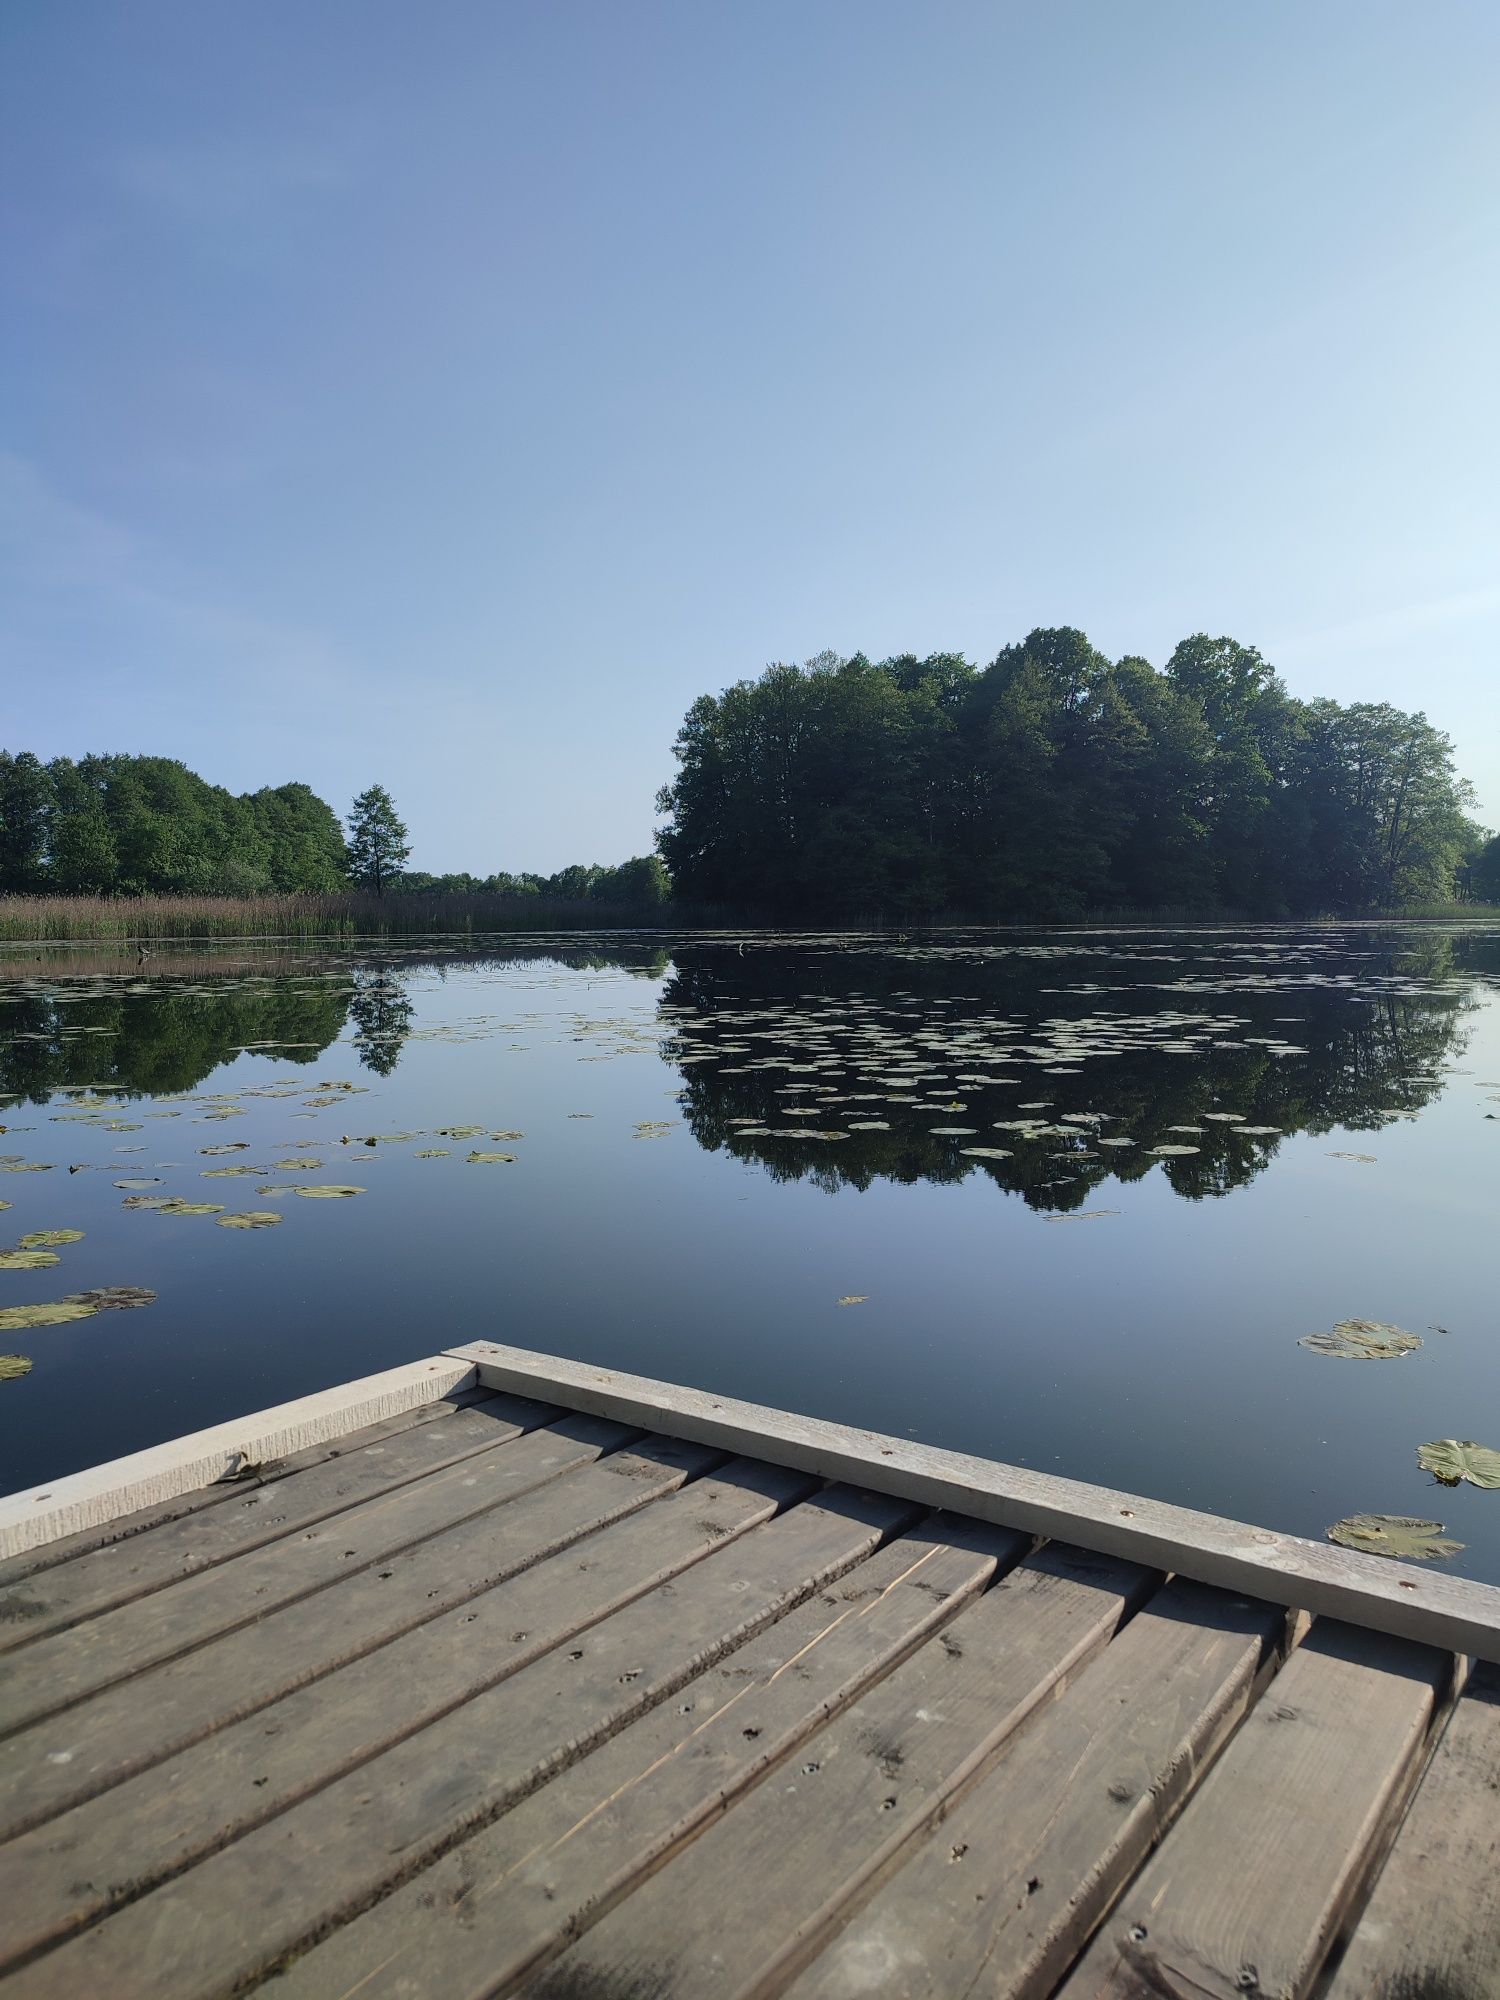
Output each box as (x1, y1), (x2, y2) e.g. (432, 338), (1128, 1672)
(0, 1341), (1496, 1999)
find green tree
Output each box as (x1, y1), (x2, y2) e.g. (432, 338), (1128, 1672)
(0, 751), (54, 892)
(346, 784), (409, 895)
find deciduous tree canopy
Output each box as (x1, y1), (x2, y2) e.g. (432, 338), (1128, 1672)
(655, 632), (1487, 917)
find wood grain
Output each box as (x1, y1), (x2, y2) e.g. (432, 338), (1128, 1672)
(447, 1339), (1500, 1662)
(1058, 1620), (1450, 2000)
(0, 1485), (912, 1999)
(787, 1579), (1284, 2000)
(1322, 1667), (1500, 2000)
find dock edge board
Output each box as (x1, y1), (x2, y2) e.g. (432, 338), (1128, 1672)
(445, 1339), (1500, 1665)
(0, 1354), (477, 1558)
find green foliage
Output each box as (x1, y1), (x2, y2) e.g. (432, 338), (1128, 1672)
(345, 784), (410, 896)
(656, 633), (1484, 917)
(0, 752), (351, 896)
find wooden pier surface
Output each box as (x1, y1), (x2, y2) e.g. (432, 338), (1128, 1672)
(0, 1355), (1496, 1998)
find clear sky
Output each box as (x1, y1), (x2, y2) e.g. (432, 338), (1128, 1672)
(3, 1), (1497, 872)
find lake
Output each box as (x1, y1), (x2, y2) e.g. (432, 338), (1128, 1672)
(2, 925), (1497, 1578)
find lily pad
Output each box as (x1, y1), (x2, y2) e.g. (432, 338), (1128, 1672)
(17, 1230), (84, 1248)
(1299, 1320), (1421, 1361)
(437, 1125), (486, 1140)
(294, 1185), (366, 1198)
(0, 1355), (32, 1381)
(217, 1212), (283, 1230)
(155, 1200), (225, 1217)
(0, 1300), (98, 1332)
(0, 1249), (61, 1271)
(65, 1287), (156, 1311)
(272, 1158), (322, 1170)
(414, 1148), (450, 1158)
(1416, 1440), (1500, 1490)
(1327, 1515), (1464, 1561)
(490, 1130), (525, 1142)
(959, 1146), (1013, 1160)
(465, 1151), (517, 1165)
(201, 1165), (267, 1178)
(633, 1122), (675, 1139)
(0, 1160), (52, 1174)
(120, 1194), (171, 1210)
(1147, 1144), (1200, 1157)
(198, 1143), (250, 1156)
(836, 1295), (868, 1307)
(1328, 1151), (1378, 1164)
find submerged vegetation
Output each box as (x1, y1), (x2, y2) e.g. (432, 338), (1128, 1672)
(658, 631), (1494, 919)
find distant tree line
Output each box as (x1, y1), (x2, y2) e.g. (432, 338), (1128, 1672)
(0, 753), (669, 906)
(656, 631), (1494, 917)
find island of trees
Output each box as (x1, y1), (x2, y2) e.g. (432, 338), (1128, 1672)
(657, 630), (1497, 917)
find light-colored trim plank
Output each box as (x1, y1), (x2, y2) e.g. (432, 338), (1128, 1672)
(0, 1355), (474, 1560)
(445, 1340), (1500, 1664)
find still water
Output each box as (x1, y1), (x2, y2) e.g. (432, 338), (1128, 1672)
(1, 927), (1497, 1575)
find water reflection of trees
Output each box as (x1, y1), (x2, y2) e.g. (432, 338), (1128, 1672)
(0, 939), (676, 1103)
(660, 933), (1483, 1212)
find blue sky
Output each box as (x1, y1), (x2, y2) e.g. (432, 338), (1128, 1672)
(3, 0), (1497, 871)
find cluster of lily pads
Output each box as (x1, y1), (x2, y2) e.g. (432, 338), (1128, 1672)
(1298, 1316), (1499, 1560)
(0, 1220), (156, 1382)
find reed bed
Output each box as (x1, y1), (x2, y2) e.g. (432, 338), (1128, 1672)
(0, 892), (683, 942)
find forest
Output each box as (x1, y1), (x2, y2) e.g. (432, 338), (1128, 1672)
(657, 630), (1498, 918)
(0, 752), (666, 907)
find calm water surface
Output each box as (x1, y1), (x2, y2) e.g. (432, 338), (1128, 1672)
(2, 926), (1497, 1576)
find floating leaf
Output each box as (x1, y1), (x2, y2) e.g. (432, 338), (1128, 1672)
(414, 1148), (449, 1158)
(1328, 1151), (1378, 1164)
(217, 1211), (283, 1230)
(0, 1160), (51, 1173)
(65, 1286), (156, 1311)
(199, 1143), (250, 1156)
(294, 1185), (366, 1198)
(114, 1178), (162, 1189)
(1416, 1440), (1500, 1490)
(1299, 1320), (1421, 1361)
(836, 1295), (868, 1307)
(155, 1200), (225, 1217)
(202, 1165), (267, 1178)
(959, 1146), (1013, 1160)
(1147, 1144), (1200, 1157)
(1043, 1209), (1119, 1223)
(272, 1158), (322, 1170)
(490, 1130), (525, 1141)
(465, 1151), (516, 1165)
(437, 1124), (486, 1139)
(0, 1300), (98, 1332)
(0, 1249), (61, 1270)
(1327, 1515), (1463, 1561)
(120, 1194), (171, 1210)
(0, 1355), (32, 1381)
(17, 1230), (83, 1248)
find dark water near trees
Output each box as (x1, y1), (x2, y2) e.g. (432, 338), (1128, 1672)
(2, 926), (1498, 1578)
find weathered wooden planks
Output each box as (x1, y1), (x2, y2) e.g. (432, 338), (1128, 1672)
(0, 1380), (494, 1592)
(1, 1485), (912, 1998)
(517, 1545), (1156, 1999)
(265, 1515), (1028, 2000)
(0, 1428), (717, 1843)
(0, 1440), (768, 1962)
(0, 1391), (557, 1651)
(0, 1354), (478, 1558)
(0, 1411), (638, 1738)
(785, 1579), (1284, 1999)
(1322, 1667), (1500, 2000)
(1058, 1621), (1451, 1999)
(447, 1339), (1500, 1664)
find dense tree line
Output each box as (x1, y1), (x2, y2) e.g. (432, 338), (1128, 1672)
(397, 855), (671, 906)
(656, 632), (1488, 917)
(0, 752), (349, 895)
(0, 751), (669, 907)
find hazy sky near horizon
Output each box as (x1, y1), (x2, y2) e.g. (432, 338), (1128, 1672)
(3, 1), (1497, 871)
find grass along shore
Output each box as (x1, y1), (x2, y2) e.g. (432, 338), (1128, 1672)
(0, 892), (1495, 945)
